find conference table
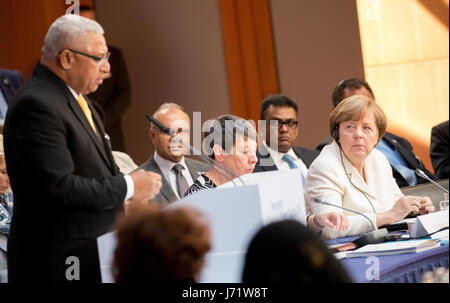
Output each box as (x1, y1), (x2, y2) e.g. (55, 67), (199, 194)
(328, 237), (449, 283)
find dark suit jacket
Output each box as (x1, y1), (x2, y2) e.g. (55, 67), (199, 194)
(315, 132), (434, 188)
(87, 46), (130, 152)
(253, 144), (319, 172)
(430, 120), (449, 179)
(137, 156), (209, 207)
(0, 69), (23, 105)
(3, 63), (127, 282)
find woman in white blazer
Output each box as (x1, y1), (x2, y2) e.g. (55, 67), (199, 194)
(305, 95), (434, 239)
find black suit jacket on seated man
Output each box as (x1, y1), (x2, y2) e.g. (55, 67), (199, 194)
(3, 62), (127, 282)
(316, 132), (434, 188)
(430, 120), (449, 179)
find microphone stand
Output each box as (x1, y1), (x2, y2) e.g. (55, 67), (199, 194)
(415, 169), (449, 194)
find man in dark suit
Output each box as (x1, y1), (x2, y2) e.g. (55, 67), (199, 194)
(80, 5), (131, 152)
(137, 103), (209, 207)
(3, 14), (161, 282)
(0, 69), (23, 124)
(253, 95), (319, 182)
(316, 78), (434, 188)
(430, 120), (449, 179)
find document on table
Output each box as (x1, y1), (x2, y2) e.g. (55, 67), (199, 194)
(344, 239), (440, 258)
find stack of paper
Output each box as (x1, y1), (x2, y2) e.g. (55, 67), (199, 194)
(344, 239), (440, 258)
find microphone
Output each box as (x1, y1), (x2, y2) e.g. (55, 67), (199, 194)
(415, 169), (449, 194)
(313, 198), (389, 247)
(145, 114), (245, 187)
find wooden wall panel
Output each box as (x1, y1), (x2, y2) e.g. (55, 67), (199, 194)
(0, 0), (68, 78)
(219, 0), (279, 123)
(357, 0), (449, 172)
(269, 0), (366, 150)
(357, 0), (449, 66)
(416, 0), (449, 59)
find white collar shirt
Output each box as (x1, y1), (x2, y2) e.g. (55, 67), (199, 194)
(263, 141), (308, 177)
(153, 152), (194, 198)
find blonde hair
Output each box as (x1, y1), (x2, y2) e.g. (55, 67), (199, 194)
(329, 95), (387, 142)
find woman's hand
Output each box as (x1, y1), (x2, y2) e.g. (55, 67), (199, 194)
(416, 196), (434, 214)
(390, 195), (434, 221)
(313, 212), (349, 231)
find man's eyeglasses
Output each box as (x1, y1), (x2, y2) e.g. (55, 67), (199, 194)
(59, 49), (110, 66)
(267, 119), (299, 130)
(152, 127), (190, 136)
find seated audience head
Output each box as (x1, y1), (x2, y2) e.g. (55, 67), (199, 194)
(260, 94), (299, 153)
(329, 95), (386, 167)
(242, 219), (351, 283)
(40, 14), (110, 95)
(0, 153), (10, 195)
(113, 203), (211, 283)
(150, 103), (191, 163)
(204, 114), (258, 176)
(332, 78), (375, 108)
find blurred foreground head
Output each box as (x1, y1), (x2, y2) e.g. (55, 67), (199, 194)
(113, 203), (211, 283)
(242, 219), (352, 283)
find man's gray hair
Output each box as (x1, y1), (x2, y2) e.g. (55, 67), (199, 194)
(203, 115), (257, 159)
(41, 14), (104, 61)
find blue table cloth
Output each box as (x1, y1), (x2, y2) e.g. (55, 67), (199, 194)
(328, 237), (449, 283)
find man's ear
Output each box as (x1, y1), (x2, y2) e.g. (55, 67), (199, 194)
(149, 128), (156, 141)
(59, 50), (73, 70)
(213, 144), (225, 161)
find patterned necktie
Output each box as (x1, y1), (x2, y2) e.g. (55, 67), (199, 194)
(76, 95), (97, 133)
(282, 154), (306, 186)
(172, 164), (190, 198)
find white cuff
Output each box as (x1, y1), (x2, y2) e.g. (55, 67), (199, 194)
(124, 175), (134, 201)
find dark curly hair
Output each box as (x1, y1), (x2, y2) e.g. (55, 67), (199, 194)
(112, 203), (211, 283)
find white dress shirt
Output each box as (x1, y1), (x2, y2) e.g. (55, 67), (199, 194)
(304, 140), (403, 240)
(263, 141), (308, 178)
(153, 151), (194, 198)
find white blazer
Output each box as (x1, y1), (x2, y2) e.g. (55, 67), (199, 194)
(304, 141), (403, 239)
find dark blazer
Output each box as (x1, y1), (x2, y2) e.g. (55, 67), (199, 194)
(137, 156), (209, 207)
(87, 46), (130, 152)
(430, 120), (449, 179)
(3, 63), (127, 282)
(253, 144), (319, 172)
(0, 69), (23, 105)
(315, 132), (434, 188)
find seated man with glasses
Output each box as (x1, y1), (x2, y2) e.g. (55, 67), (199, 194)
(136, 103), (209, 207)
(253, 94), (319, 180)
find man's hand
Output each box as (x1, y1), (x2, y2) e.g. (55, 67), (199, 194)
(129, 169), (162, 202)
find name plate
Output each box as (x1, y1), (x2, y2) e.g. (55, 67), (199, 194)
(410, 210), (449, 238)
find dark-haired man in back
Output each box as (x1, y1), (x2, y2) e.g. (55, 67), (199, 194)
(316, 78), (434, 188)
(253, 95), (319, 186)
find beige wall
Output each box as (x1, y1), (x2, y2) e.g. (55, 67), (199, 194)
(95, 0), (230, 164)
(356, 0), (449, 172)
(269, 0), (366, 150)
